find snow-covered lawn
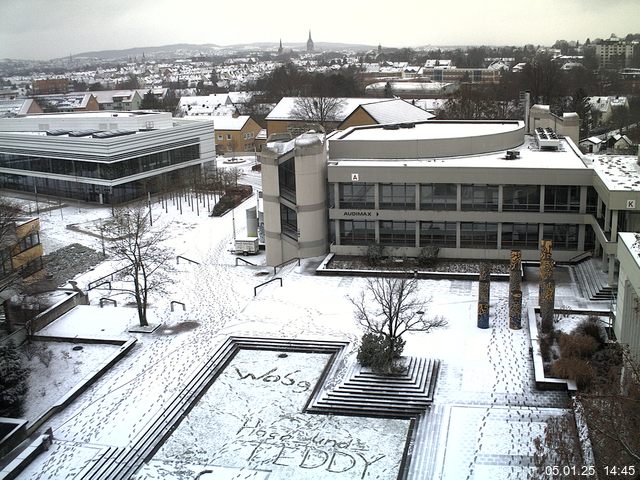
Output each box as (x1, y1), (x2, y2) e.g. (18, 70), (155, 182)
(21, 340), (121, 422)
(138, 349), (410, 480)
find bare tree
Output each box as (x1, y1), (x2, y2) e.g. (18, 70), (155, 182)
(291, 96), (346, 132)
(109, 205), (172, 326)
(533, 349), (640, 478)
(0, 199), (24, 295)
(350, 275), (447, 373)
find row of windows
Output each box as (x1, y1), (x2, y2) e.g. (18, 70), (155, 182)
(1, 232), (41, 278)
(338, 220), (580, 250)
(0, 165), (201, 204)
(0, 145), (200, 181)
(278, 158), (296, 203)
(216, 132), (255, 141)
(280, 204), (298, 240)
(14, 231), (40, 255)
(334, 183), (596, 213)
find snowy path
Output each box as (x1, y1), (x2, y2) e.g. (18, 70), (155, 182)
(406, 282), (571, 480)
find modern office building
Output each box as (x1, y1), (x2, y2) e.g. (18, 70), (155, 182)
(260, 107), (639, 288)
(615, 232), (640, 361)
(0, 111), (215, 204)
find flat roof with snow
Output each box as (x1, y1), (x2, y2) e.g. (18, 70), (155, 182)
(336, 120), (522, 141)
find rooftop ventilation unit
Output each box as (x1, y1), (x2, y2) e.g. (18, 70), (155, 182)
(92, 130), (136, 139)
(505, 150), (520, 160)
(68, 129), (101, 137)
(535, 127), (560, 150)
(382, 124), (400, 130)
(46, 129), (70, 136)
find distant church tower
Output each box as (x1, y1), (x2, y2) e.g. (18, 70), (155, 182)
(278, 39), (283, 55)
(378, 43), (382, 55)
(307, 30), (314, 52)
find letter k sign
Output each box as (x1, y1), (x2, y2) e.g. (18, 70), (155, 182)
(351, 173), (359, 181)
(627, 199), (636, 209)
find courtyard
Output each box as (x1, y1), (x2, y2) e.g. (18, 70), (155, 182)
(1, 177), (597, 479)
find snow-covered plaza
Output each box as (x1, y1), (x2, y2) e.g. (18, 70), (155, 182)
(2, 168), (594, 479)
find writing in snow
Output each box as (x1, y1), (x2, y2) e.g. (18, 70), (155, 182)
(235, 417), (389, 478)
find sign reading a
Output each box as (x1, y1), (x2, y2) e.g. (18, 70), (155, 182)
(351, 173), (359, 181)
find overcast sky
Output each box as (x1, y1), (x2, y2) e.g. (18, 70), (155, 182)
(1, 0), (639, 60)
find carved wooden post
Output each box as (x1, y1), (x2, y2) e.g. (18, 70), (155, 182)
(539, 240), (554, 297)
(477, 262), (491, 329)
(509, 250), (522, 330)
(509, 290), (523, 329)
(539, 240), (555, 333)
(509, 250), (522, 292)
(540, 279), (555, 333)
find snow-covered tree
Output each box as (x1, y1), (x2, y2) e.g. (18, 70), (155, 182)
(350, 275), (447, 373)
(109, 205), (172, 326)
(0, 341), (29, 417)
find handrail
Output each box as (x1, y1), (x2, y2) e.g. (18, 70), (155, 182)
(87, 265), (131, 290)
(254, 277), (282, 296)
(273, 257), (300, 275)
(99, 298), (117, 308)
(176, 255), (200, 265)
(235, 257), (256, 266)
(91, 280), (112, 291)
(170, 301), (186, 312)
(568, 250), (593, 264)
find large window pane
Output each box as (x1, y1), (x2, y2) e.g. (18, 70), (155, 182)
(586, 186), (598, 214)
(278, 158), (296, 203)
(542, 224), (578, 250)
(501, 223), (539, 248)
(280, 204), (298, 239)
(339, 220), (375, 245)
(502, 185), (540, 212)
(420, 221), (456, 247)
(544, 185), (580, 212)
(461, 185), (498, 211)
(420, 183), (457, 210)
(460, 222), (498, 248)
(380, 221), (416, 246)
(379, 183), (415, 210)
(339, 183), (375, 209)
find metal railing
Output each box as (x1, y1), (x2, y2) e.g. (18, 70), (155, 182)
(176, 255), (200, 265)
(273, 257), (300, 275)
(254, 277), (282, 296)
(568, 250), (593, 264)
(235, 257), (256, 266)
(91, 280), (112, 290)
(87, 265), (131, 290)
(99, 298), (117, 308)
(170, 301), (186, 312)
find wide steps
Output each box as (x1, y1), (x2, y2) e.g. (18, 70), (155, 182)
(572, 259), (615, 301)
(308, 357), (440, 418)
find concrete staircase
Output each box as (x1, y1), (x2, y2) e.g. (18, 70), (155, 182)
(572, 258), (616, 301)
(308, 356), (440, 418)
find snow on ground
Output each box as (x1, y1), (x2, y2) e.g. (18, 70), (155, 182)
(137, 350), (409, 480)
(20, 341), (121, 422)
(6, 187), (594, 479)
(35, 305), (138, 339)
